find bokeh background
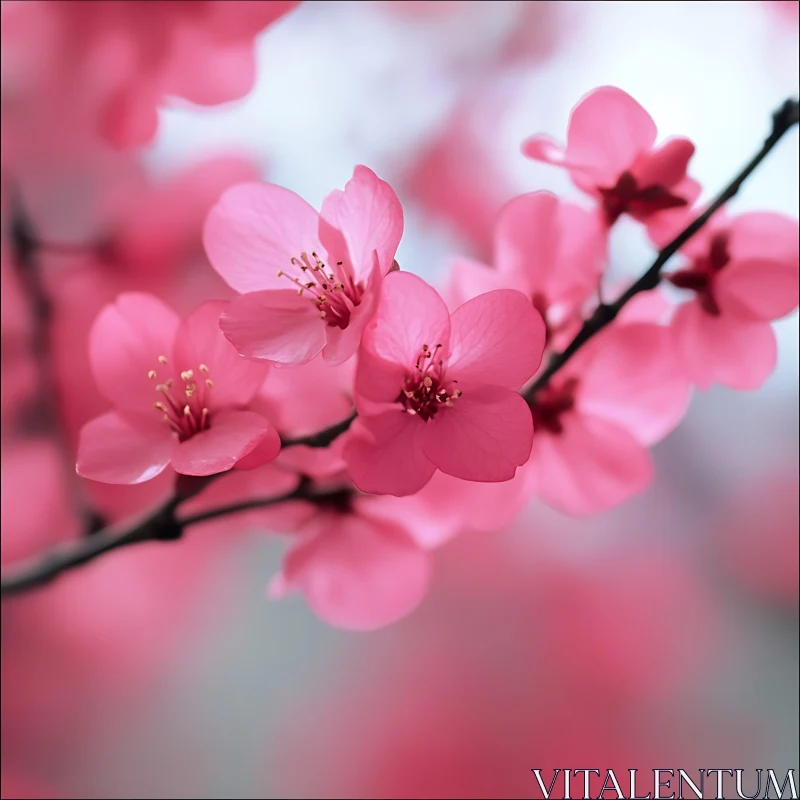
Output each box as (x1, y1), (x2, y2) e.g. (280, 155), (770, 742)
(1, 2), (798, 798)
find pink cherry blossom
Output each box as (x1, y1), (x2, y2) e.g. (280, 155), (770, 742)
(76, 293), (278, 484)
(522, 86), (701, 238)
(345, 271), (545, 496)
(446, 190), (607, 349)
(666, 211), (799, 390)
(203, 166), (404, 367)
(268, 498), (431, 631)
(526, 321), (691, 516)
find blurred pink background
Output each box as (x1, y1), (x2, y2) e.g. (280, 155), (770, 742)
(1, 1), (798, 797)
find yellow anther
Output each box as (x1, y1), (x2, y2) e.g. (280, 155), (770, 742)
(277, 269), (284, 277)
(205, 379), (214, 388)
(320, 311), (327, 318)
(180, 370), (194, 382)
(199, 364), (209, 373)
(147, 370), (157, 380)
(422, 376), (433, 389)
(157, 384), (169, 393)
(154, 401), (167, 412)
(201, 407), (209, 424)
(183, 405), (191, 416)
(158, 355), (169, 365)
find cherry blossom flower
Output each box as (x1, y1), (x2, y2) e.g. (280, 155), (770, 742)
(522, 86), (700, 239)
(203, 166), (404, 367)
(446, 190), (607, 349)
(667, 211), (799, 390)
(76, 294), (278, 484)
(268, 495), (431, 631)
(345, 271), (545, 496)
(526, 321), (691, 516)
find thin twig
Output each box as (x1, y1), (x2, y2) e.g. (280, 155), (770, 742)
(0, 478), (350, 597)
(280, 410), (358, 449)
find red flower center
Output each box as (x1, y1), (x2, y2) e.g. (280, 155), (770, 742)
(397, 343), (461, 422)
(148, 356), (214, 441)
(667, 231), (731, 316)
(278, 251), (364, 330)
(598, 170), (689, 226)
(530, 377), (578, 435)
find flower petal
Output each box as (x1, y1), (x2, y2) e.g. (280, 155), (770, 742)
(170, 409), (269, 476)
(271, 512), (430, 631)
(203, 181), (322, 294)
(716, 259), (800, 322)
(360, 271), (450, 369)
(564, 86), (658, 187)
(634, 136), (695, 189)
(172, 300), (269, 408)
(530, 414), (654, 516)
(444, 256), (508, 309)
(89, 293), (180, 411)
(344, 412), (435, 496)
(318, 165), (404, 281)
(77, 411), (172, 485)
(578, 323), (691, 445)
(727, 211), (799, 264)
(422, 386), (533, 482)
(220, 290), (326, 366)
(671, 301), (778, 391)
(447, 290), (545, 390)
(494, 192), (560, 289)
(233, 425), (282, 470)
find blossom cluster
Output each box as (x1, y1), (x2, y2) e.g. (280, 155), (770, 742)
(64, 86), (799, 630)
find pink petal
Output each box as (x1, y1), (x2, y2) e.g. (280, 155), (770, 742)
(220, 290), (327, 366)
(233, 426), (281, 470)
(89, 293), (181, 411)
(422, 386), (533, 482)
(634, 136), (695, 189)
(531, 414), (654, 516)
(671, 301), (778, 391)
(357, 468), (530, 549)
(727, 211), (800, 264)
(203, 182), (322, 294)
(444, 256), (508, 309)
(170, 409), (269, 476)
(360, 271), (451, 369)
(520, 133), (569, 166)
(552, 201), (608, 294)
(494, 192), (560, 290)
(172, 300), (269, 407)
(77, 411), (173, 485)
(272, 512), (430, 630)
(318, 165), (404, 281)
(565, 85), (658, 187)
(344, 412), (436, 496)
(321, 264), (381, 365)
(578, 323), (692, 445)
(447, 290), (545, 390)
(716, 259), (800, 321)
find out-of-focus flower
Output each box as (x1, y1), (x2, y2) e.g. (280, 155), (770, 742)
(345, 271), (545, 496)
(2, 0), (298, 150)
(527, 322), (691, 515)
(76, 294), (277, 483)
(268, 495), (431, 631)
(522, 86), (700, 240)
(667, 211), (799, 390)
(0, 770), (64, 799)
(446, 190), (606, 349)
(204, 166), (404, 367)
(715, 465), (799, 608)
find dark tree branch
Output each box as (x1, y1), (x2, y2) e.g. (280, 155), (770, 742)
(0, 477), (351, 597)
(2, 98), (795, 598)
(522, 96), (799, 400)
